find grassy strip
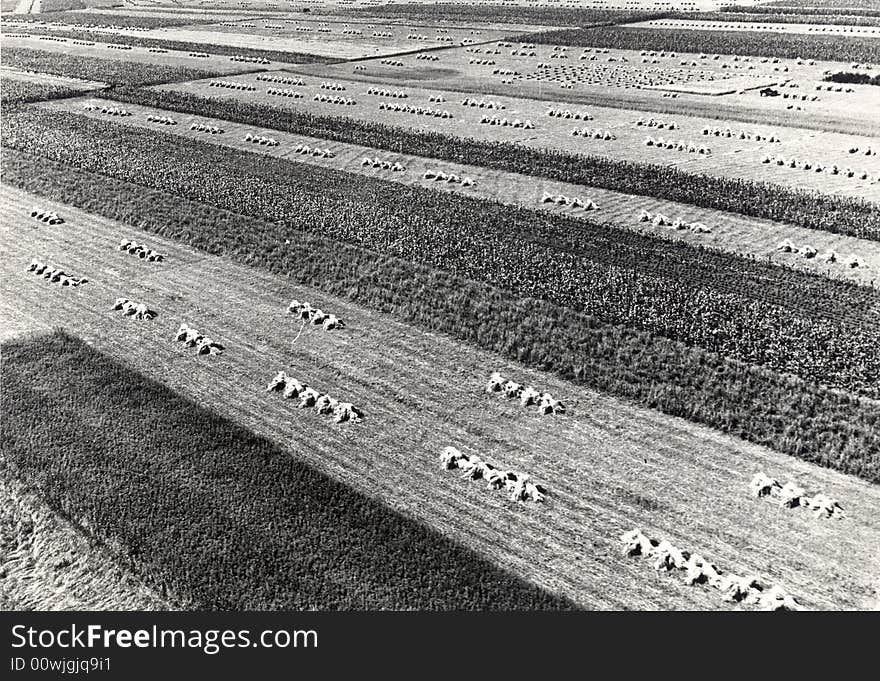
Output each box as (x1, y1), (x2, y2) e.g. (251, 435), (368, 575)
(514, 25), (880, 63)
(2, 48), (224, 87)
(0, 77), (88, 105)
(4, 149), (880, 483)
(5, 108), (878, 399)
(14, 28), (339, 64)
(0, 331), (574, 610)
(347, 4), (669, 27)
(668, 10), (880, 25)
(761, 0), (880, 11)
(3, 11), (219, 28)
(110, 87), (880, 243)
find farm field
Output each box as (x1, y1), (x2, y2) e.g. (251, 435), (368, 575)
(4, 0), (880, 614)
(0, 64), (105, 89)
(156, 70), (880, 200)
(2, 184), (879, 611)
(633, 17), (880, 35)
(0, 473), (169, 611)
(1, 34), (282, 72)
(287, 42), (880, 137)
(44, 95), (880, 288)
(10, 15), (540, 59)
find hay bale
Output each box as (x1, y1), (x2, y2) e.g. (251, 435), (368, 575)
(267, 370), (288, 392)
(620, 529), (655, 557)
(778, 481), (807, 508)
(749, 472), (781, 498)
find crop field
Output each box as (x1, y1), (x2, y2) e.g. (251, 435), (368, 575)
(14, 15), (535, 60)
(2, 186), (879, 611)
(43, 94), (880, 288)
(633, 17), (880, 36)
(285, 42), (880, 137)
(156, 70), (880, 200)
(3, 0), (879, 613)
(1, 38), (272, 76)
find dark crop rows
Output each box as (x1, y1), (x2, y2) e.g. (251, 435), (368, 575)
(110, 87), (880, 242)
(5, 109), (878, 398)
(671, 10), (880, 25)
(5, 149), (879, 482)
(516, 25), (880, 63)
(2, 48), (224, 87)
(0, 77), (87, 106)
(348, 3), (667, 26)
(826, 71), (880, 86)
(763, 0), (880, 11)
(5, 11), (219, 28)
(1, 331), (573, 610)
(13, 28), (339, 64)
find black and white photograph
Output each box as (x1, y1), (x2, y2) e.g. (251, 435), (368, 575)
(1, 0), (879, 670)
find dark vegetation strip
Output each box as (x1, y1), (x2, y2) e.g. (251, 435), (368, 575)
(4, 150), (880, 485)
(0, 77), (89, 106)
(0, 331), (574, 611)
(2, 48), (224, 87)
(668, 10), (880, 25)
(12, 28), (339, 64)
(111, 87), (880, 243)
(761, 0), (880, 12)
(5, 109), (878, 399)
(2, 11), (219, 28)
(826, 71), (880, 85)
(348, 4), (669, 27)
(513, 25), (880, 63)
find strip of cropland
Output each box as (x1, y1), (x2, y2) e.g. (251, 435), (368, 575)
(664, 10), (880, 26)
(47, 94), (880, 290)
(0, 473), (170, 611)
(7, 106), (879, 399)
(1, 332), (572, 610)
(3, 142), (879, 483)
(2, 187), (879, 610)
(346, 4), (669, 27)
(0, 76), (91, 105)
(150, 72), (880, 203)
(2, 48), (228, 86)
(9, 27), (342, 64)
(109, 86), (880, 241)
(518, 25), (880, 63)
(3, 11), (222, 27)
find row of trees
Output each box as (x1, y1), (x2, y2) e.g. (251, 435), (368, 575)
(2, 331), (572, 610)
(4, 109), (878, 399)
(4, 146), (879, 483)
(113, 87), (880, 242)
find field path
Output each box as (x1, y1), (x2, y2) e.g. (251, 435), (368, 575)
(2, 184), (879, 611)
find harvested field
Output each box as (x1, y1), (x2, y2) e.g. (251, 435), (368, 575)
(3, 332), (572, 610)
(9, 109), (880, 408)
(157, 70), (880, 201)
(0, 472), (170, 611)
(45, 95), (880, 289)
(2, 184), (879, 610)
(19, 16), (528, 60)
